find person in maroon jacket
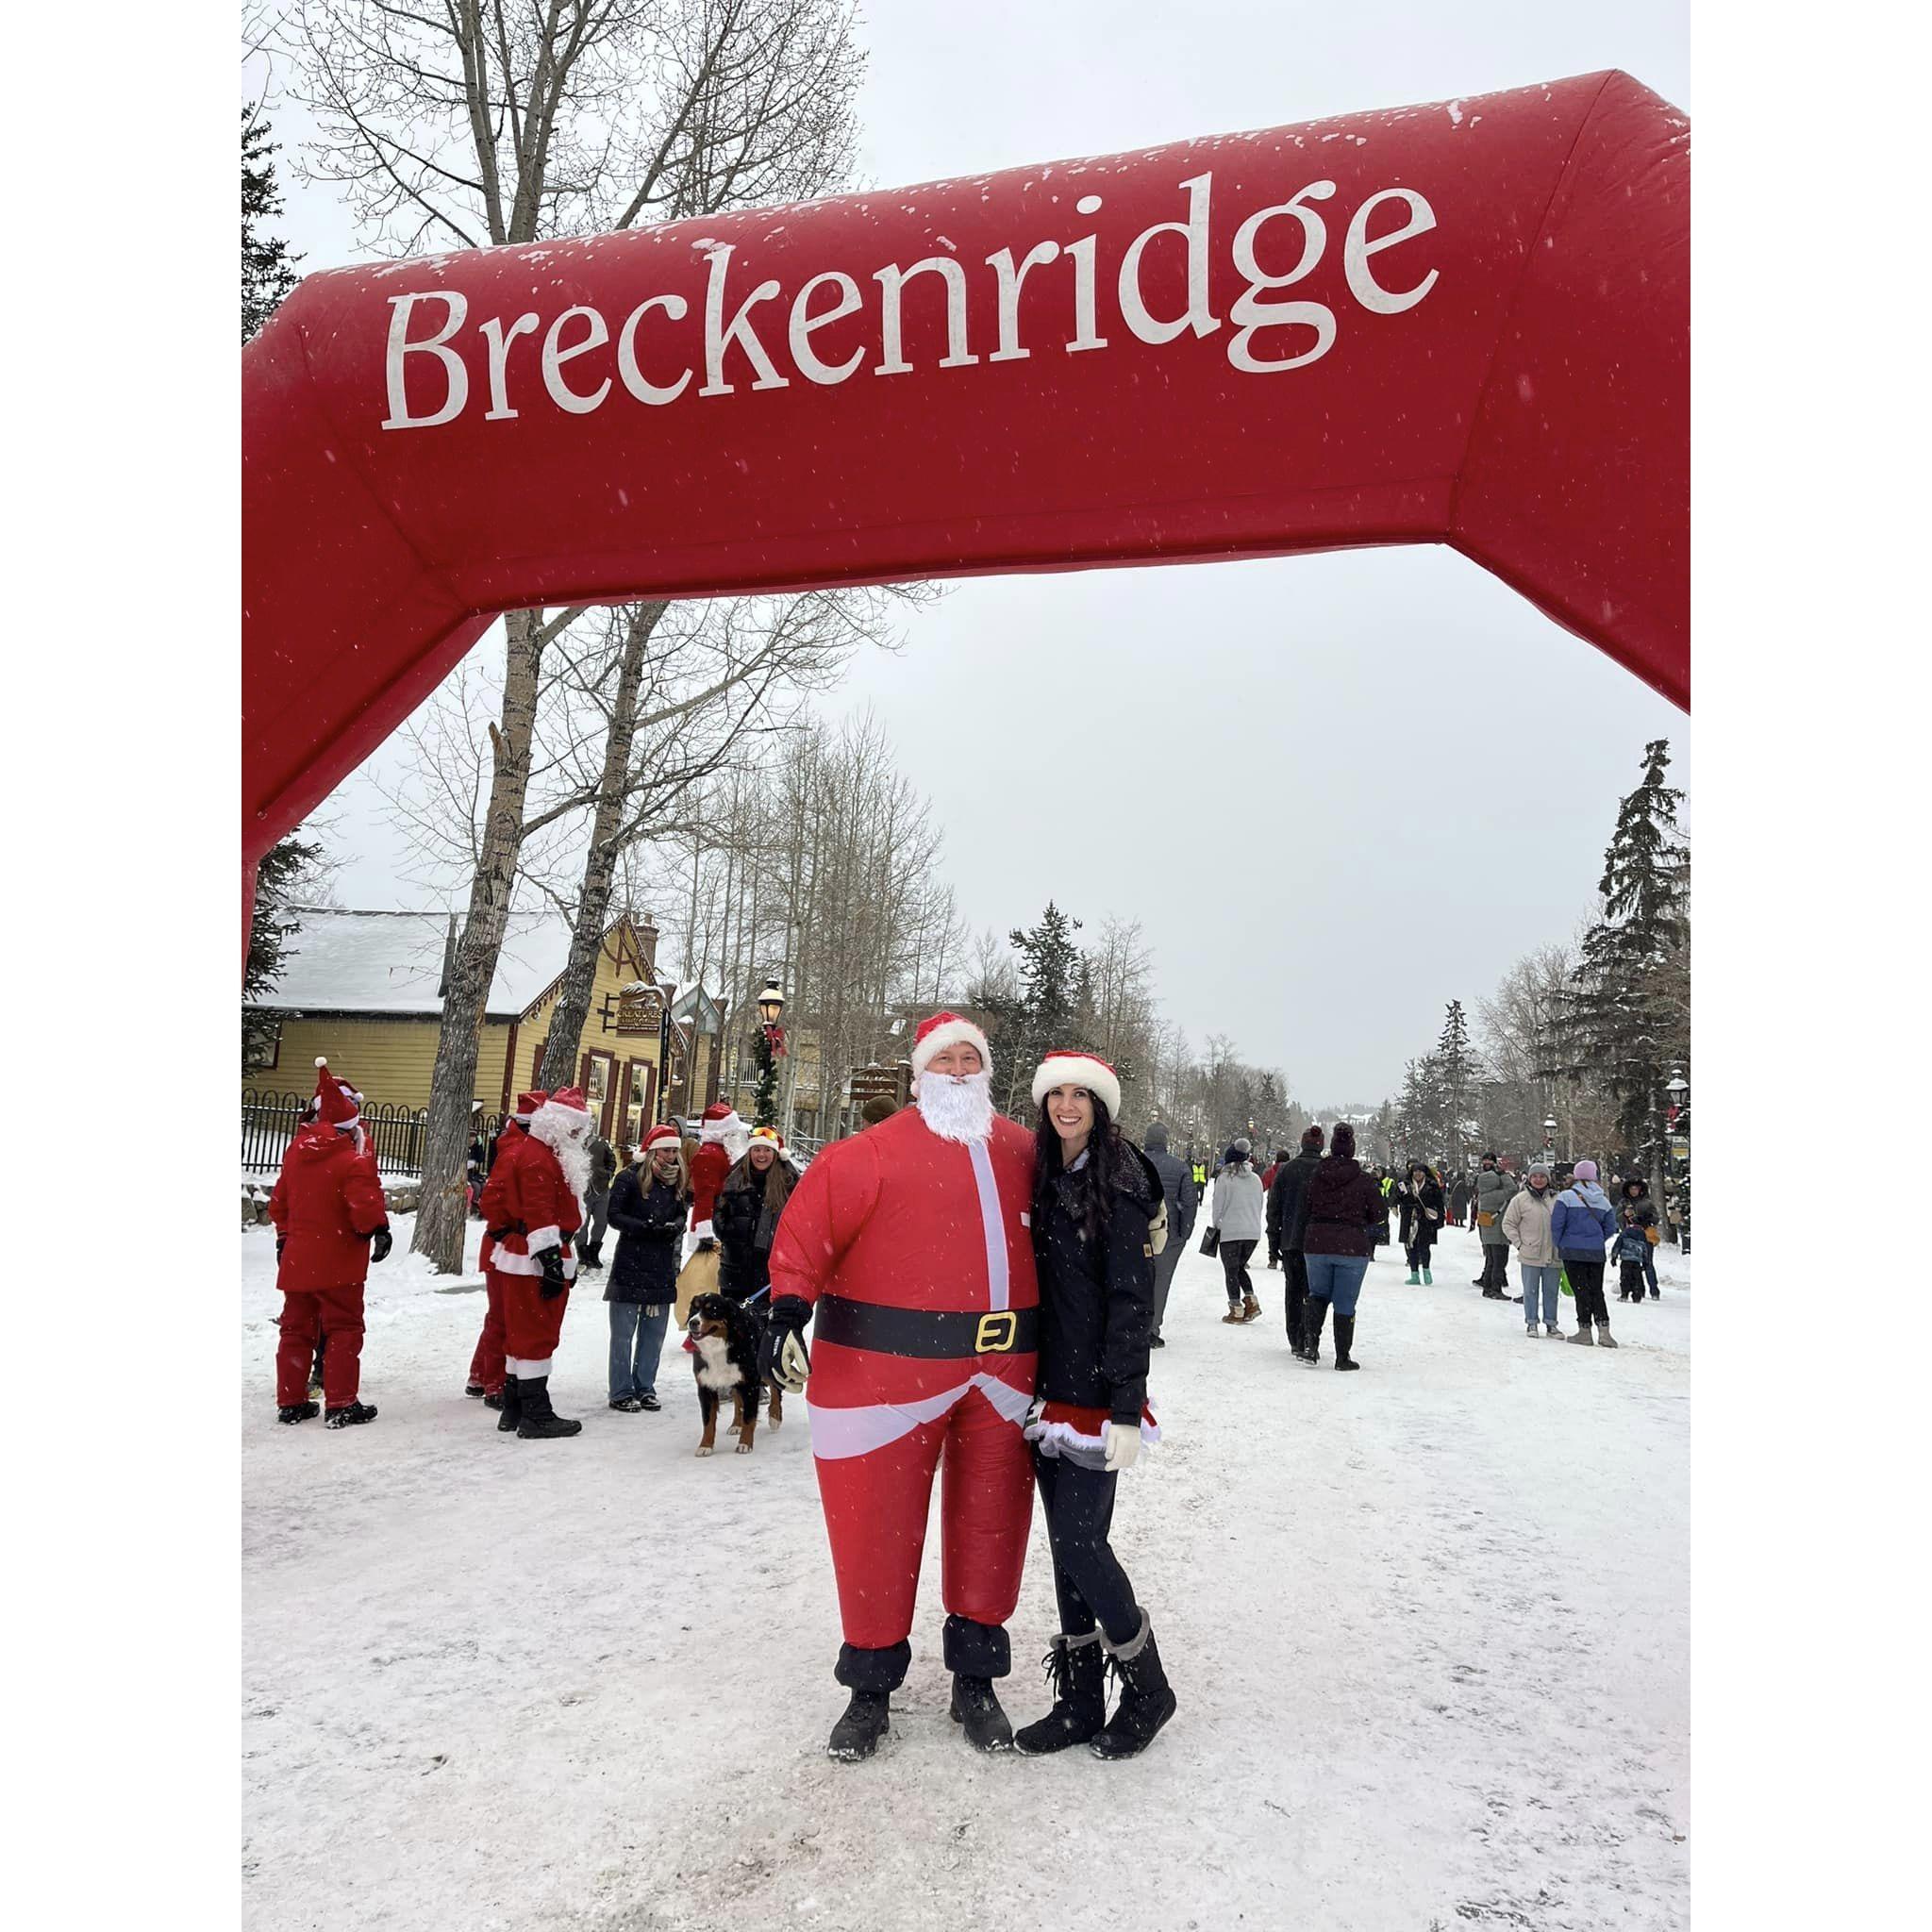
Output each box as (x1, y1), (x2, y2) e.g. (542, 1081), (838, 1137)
(1287, 1122), (1383, 1371)
(268, 1058), (391, 1426)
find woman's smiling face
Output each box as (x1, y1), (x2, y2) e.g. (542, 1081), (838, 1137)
(1046, 1084), (1094, 1144)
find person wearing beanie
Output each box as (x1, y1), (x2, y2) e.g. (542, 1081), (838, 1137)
(1503, 1162), (1565, 1336)
(1616, 1175), (1663, 1301)
(858, 1093), (898, 1128)
(1395, 1162), (1445, 1285)
(1138, 1122), (1197, 1347)
(1268, 1125), (1325, 1354)
(1205, 1141), (1265, 1323)
(267, 1058), (391, 1426)
(1474, 1154), (1519, 1296)
(1288, 1122), (1381, 1368)
(1553, 1159), (1621, 1346)
(761, 1010), (1041, 1762)
(1017, 1052), (1175, 1759)
(602, 1124), (689, 1411)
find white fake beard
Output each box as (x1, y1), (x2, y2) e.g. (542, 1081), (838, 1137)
(528, 1103), (593, 1210)
(916, 1069), (995, 1144)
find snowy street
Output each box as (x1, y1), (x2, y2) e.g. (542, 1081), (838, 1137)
(242, 1219), (1689, 1932)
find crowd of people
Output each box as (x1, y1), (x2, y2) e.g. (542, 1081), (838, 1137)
(261, 1024), (1678, 1763)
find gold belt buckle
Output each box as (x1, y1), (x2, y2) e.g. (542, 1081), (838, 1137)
(974, 1310), (1018, 1354)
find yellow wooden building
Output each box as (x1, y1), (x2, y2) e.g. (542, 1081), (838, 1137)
(242, 907), (715, 1146)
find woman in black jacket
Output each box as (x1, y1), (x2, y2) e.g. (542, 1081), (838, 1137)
(1015, 1050), (1176, 1763)
(603, 1124), (689, 1411)
(711, 1126), (795, 1305)
(1289, 1123), (1384, 1368)
(1395, 1162), (1445, 1284)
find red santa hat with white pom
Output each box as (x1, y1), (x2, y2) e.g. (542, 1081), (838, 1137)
(1030, 1049), (1122, 1122)
(908, 1010), (992, 1086)
(312, 1058), (363, 1131)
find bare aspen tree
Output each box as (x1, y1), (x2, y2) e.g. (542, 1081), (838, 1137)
(286, 0), (869, 1267)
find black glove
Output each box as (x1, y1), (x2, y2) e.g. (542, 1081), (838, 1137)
(695, 1235), (717, 1253)
(538, 1244), (568, 1299)
(763, 1295), (812, 1390)
(370, 1228), (392, 1263)
(275, 1236), (286, 1259)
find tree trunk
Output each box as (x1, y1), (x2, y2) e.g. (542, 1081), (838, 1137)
(539, 604), (670, 1095)
(412, 609), (547, 1273)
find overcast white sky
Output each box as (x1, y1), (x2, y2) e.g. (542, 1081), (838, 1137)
(252, 0), (1690, 1109)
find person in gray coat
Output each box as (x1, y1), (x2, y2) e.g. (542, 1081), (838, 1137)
(1207, 1140), (1266, 1324)
(1474, 1154), (1518, 1296)
(1140, 1122), (1198, 1348)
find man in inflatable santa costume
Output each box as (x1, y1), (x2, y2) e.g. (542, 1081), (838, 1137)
(478, 1085), (594, 1440)
(764, 1012), (1040, 1761)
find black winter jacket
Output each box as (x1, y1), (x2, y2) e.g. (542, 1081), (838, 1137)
(1396, 1175), (1445, 1248)
(603, 1167), (687, 1304)
(1291, 1155), (1385, 1257)
(1270, 1149), (1324, 1254)
(1032, 1139), (1158, 1424)
(712, 1159), (789, 1300)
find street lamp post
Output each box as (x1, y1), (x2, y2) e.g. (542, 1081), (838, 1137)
(753, 979), (787, 1128)
(1543, 1113), (1557, 1165)
(1664, 1070), (1690, 1255)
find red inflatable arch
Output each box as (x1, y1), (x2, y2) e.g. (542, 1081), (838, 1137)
(243, 68), (1687, 879)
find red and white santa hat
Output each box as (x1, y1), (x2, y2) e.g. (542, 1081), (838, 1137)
(699, 1101), (745, 1144)
(909, 1010), (992, 1085)
(513, 1089), (549, 1122)
(1031, 1049), (1122, 1122)
(637, 1122), (680, 1158)
(312, 1057), (362, 1131)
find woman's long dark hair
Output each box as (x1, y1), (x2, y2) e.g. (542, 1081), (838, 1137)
(1034, 1093), (1121, 1247)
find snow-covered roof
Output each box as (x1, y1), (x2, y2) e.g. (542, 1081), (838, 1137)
(252, 907), (632, 1020)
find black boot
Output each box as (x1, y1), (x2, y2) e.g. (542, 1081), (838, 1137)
(826, 1690), (891, 1761)
(516, 1374), (582, 1439)
(496, 1374), (523, 1432)
(1333, 1312), (1360, 1371)
(276, 1401), (319, 1424)
(325, 1401), (378, 1427)
(1090, 1612), (1175, 1759)
(1301, 1297), (1329, 1363)
(949, 1674), (1014, 1752)
(1014, 1632), (1106, 1755)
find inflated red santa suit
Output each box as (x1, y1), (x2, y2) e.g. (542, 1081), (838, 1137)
(468, 1089), (547, 1404)
(688, 1101), (747, 1245)
(478, 1085), (591, 1439)
(765, 1012), (1039, 1756)
(269, 1058), (390, 1425)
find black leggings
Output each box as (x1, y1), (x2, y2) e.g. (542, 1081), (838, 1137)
(1405, 1241), (1432, 1271)
(1034, 1451), (1140, 1647)
(1568, 1258), (1609, 1327)
(1219, 1238), (1257, 1304)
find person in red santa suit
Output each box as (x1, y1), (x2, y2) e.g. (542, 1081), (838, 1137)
(468, 1088), (548, 1408)
(686, 1101), (748, 1256)
(479, 1085), (593, 1440)
(763, 1011), (1040, 1761)
(269, 1058), (391, 1427)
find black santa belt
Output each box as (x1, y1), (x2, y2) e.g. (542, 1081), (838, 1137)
(812, 1294), (1037, 1359)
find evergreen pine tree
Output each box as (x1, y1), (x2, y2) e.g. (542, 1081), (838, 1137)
(1434, 999), (1482, 1170)
(245, 833), (323, 1067)
(1547, 740), (1691, 1177)
(243, 108), (301, 342)
(1004, 902), (1086, 1117)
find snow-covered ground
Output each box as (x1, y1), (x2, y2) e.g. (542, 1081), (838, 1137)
(242, 1220), (1689, 1931)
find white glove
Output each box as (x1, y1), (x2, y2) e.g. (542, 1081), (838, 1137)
(1103, 1422), (1141, 1474)
(771, 1328), (811, 1393)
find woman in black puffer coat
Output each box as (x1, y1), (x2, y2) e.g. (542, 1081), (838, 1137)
(603, 1124), (689, 1411)
(1015, 1050), (1176, 1765)
(1395, 1163), (1445, 1284)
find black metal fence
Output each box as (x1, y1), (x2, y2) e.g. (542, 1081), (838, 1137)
(241, 1088), (505, 1179)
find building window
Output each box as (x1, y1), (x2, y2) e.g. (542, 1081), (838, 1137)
(242, 1016), (282, 1074)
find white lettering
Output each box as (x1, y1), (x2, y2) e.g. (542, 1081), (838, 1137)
(874, 257), (979, 375)
(1118, 173), (1220, 345)
(540, 307), (612, 414)
(985, 242), (1061, 362)
(1063, 234), (1108, 353)
(479, 311), (539, 421)
(381, 291), (469, 429)
(788, 273), (865, 385)
(698, 244), (791, 397)
(1343, 188), (1440, 315)
(1228, 182), (1337, 374)
(616, 294), (692, 406)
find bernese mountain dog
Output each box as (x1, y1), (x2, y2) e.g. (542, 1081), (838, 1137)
(685, 1292), (765, 1457)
